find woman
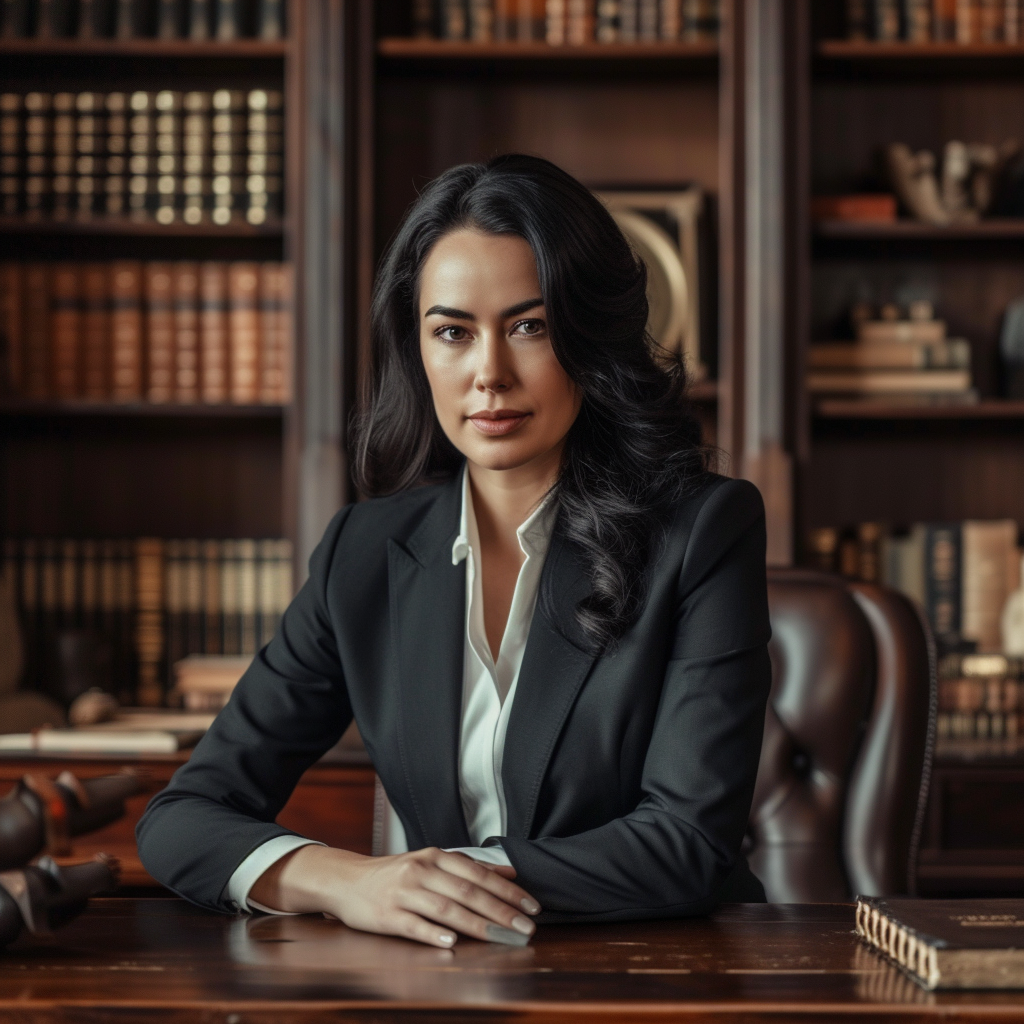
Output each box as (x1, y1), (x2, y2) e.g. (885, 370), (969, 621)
(137, 154), (772, 949)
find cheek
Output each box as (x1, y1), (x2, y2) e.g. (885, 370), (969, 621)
(420, 342), (468, 423)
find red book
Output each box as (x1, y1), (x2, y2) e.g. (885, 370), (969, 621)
(145, 263), (175, 403)
(811, 194), (898, 223)
(227, 262), (259, 404)
(200, 263), (229, 404)
(110, 261), (144, 402)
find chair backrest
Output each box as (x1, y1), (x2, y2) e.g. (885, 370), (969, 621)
(747, 569), (936, 903)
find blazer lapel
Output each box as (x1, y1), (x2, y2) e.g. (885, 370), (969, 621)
(388, 476), (473, 849)
(502, 530), (599, 840)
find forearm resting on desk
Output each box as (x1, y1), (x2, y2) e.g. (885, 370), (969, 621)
(247, 843), (541, 949)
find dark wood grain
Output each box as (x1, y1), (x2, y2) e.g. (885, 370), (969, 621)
(815, 220), (1024, 240)
(818, 40), (1024, 59)
(0, 39), (288, 56)
(0, 217), (284, 237)
(3, 901), (1024, 1021)
(377, 38), (719, 60)
(0, 401), (285, 419)
(814, 400), (1024, 420)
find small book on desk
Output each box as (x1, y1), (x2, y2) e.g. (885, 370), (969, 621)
(856, 896), (1024, 990)
(0, 712), (214, 754)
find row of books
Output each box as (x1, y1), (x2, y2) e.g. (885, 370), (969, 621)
(807, 520), (1023, 654)
(807, 301), (976, 405)
(412, 0), (720, 43)
(936, 652), (1024, 757)
(0, 89), (283, 226)
(846, 0), (1023, 43)
(0, 261), (292, 404)
(3, 536), (293, 707)
(0, 0), (285, 39)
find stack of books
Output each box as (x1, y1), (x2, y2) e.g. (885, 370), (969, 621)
(173, 654), (251, 710)
(3, 535), (292, 707)
(938, 652), (1023, 756)
(413, 0), (720, 44)
(807, 302), (975, 406)
(0, 260), (292, 404)
(807, 519), (1022, 655)
(845, 0), (1022, 43)
(0, 0), (285, 40)
(0, 89), (283, 227)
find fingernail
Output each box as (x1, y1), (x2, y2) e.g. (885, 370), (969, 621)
(510, 915), (534, 936)
(485, 924), (531, 947)
(438, 933), (455, 946)
(521, 897), (540, 915)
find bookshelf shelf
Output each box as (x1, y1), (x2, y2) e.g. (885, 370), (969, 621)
(814, 400), (1024, 421)
(0, 218), (284, 238)
(814, 219), (1024, 241)
(0, 401), (286, 419)
(817, 40), (1024, 60)
(0, 39), (288, 57)
(377, 38), (718, 63)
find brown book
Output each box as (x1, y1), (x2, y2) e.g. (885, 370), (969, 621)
(811, 194), (897, 223)
(932, 0), (957, 39)
(134, 537), (165, 707)
(857, 896), (1024, 989)
(144, 263), (175, 403)
(807, 340), (970, 370)
(227, 262), (259, 404)
(962, 520), (1019, 653)
(23, 263), (51, 400)
(0, 263), (23, 395)
(857, 319), (947, 344)
(49, 264), (80, 400)
(80, 262), (110, 400)
(199, 262), (229, 403)
(202, 539), (222, 655)
(806, 369), (972, 394)
(173, 263), (200, 403)
(110, 261), (143, 401)
(258, 262), (291, 404)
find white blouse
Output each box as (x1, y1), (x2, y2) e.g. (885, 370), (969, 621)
(227, 469), (554, 911)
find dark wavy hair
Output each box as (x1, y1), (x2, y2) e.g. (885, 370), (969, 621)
(352, 154), (710, 650)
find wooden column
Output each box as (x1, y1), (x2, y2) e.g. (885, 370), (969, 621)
(719, 0), (796, 566)
(287, 0), (365, 579)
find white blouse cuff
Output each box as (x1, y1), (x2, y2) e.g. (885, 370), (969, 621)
(443, 845), (513, 868)
(227, 834), (324, 914)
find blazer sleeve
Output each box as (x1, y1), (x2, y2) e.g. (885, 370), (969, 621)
(135, 507), (355, 912)
(496, 479), (773, 921)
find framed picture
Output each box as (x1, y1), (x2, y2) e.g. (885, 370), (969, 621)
(596, 188), (707, 382)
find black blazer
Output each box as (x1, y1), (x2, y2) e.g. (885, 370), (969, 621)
(137, 471), (773, 920)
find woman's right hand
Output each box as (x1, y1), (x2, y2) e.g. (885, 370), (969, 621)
(247, 844), (542, 948)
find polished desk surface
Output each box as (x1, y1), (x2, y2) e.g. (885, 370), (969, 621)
(3, 901), (1024, 1021)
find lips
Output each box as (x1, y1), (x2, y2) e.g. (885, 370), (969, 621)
(467, 410), (531, 436)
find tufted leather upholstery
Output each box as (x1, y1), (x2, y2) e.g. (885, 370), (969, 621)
(746, 569), (935, 903)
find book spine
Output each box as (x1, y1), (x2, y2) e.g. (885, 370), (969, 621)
(189, 0), (212, 37)
(257, 0), (283, 38)
(1006, 0), (1021, 41)
(114, 0), (134, 37)
(19, 540), (41, 692)
(157, 0), (180, 37)
(80, 262), (110, 400)
(135, 538), (165, 707)
(98, 539), (118, 696)
(215, 0), (238, 38)
(220, 539), (240, 655)
(145, 262), (175, 402)
(78, 0), (96, 36)
(955, 0), (978, 41)
(874, 0), (902, 39)
(163, 539), (184, 687)
(202, 539), (222, 654)
(237, 538), (257, 655)
(182, 90), (210, 224)
(926, 523), (963, 651)
(258, 262), (291, 403)
(904, 0), (932, 40)
(227, 262), (260, 403)
(110, 261), (143, 401)
(567, 0), (594, 41)
(0, 263), (24, 394)
(2, 0), (31, 36)
(23, 263), (50, 399)
(245, 88), (283, 226)
(173, 262), (200, 403)
(494, 0), (514, 38)
(38, 539), (59, 697)
(200, 261), (229, 402)
(618, 0), (637, 38)
(932, 0), (957, 39)
(441, 0), (468, 37)
(637, 0), (657, 38)
(182, 539), (204, 656)
(0, 93), (21, 217)
(961, 520), (1018, 653)
(412, 0), (436, 37)
(49, 263), (80, 399)
(275, 538), (293, 629)
(51, 95), (75, 221)
(596, 0), (618, 40)
(256, 539), (275, 648)
(658, 0), (680, 39)
(468, 0), (493, 39)
(979, 0), (1001, 40)
(846, 0), (870, 38)
(103, 92), (127, 219)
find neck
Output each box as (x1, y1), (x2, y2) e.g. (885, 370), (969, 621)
(466, 447), (560, 551)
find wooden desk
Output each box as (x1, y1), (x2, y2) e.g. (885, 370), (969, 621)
(3, 900), (1023, 1021)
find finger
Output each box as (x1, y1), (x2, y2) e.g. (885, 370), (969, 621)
(384, 909), (458, 949)
(400, 887), (531, 946)
(483, 864), (518, 880)
(433, 852), (541, 915)
(422, 867), (536, 936)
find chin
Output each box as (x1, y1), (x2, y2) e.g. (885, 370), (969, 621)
(464, 441), (542, 473)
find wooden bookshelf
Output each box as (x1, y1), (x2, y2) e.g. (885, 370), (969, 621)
(817, 40), (1024, 59)
(377, 38), (719, 61)
(0, 218), (285, 238)
(814, 400), (1024, 421)
(814, 219), (1024, 241)
(0, 401), (285, 419)
(0, 39), (288, 57)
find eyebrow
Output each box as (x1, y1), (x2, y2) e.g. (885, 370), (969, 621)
(423, 297), (544, 321)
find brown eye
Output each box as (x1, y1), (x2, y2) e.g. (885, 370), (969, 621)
(436, 325), (470, 343)
(513, 319), (545, 337)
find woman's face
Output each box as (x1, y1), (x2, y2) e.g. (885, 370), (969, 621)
(418, 228), (581, 476)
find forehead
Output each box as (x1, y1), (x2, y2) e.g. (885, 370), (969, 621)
(419, 230), (541, 311)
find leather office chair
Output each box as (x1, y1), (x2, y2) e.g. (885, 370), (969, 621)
(746, 569), (936, 903)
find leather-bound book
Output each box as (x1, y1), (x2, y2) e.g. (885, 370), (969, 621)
(158, 0), (181, 37)
(163, 540), (185, 688)
(182, 539), (204, 656)
(18, 540), (40, 691)
(256, 0), (281, 33)
(1007, 0), (1022, 42)
(0, 262), (23, 395)
(189, 0), (212, 36)
(215, 0), (238, 38)
(110, 261), (143, 401)
(2, 0), (31, 36)
(23, 92), (52, 220)
(80, 262), (109, 400)
(926, 523), (963, 651)
(58, 538), (78, 630)
(23, 263), (51, 399)
(258, 261), (291, 403)
(173, 262), (200, 403)
(857, 896), (1024, 989)
(115, 538), (137, 703)
(227, 262), (259, 403)
(49, 264), (80, 400)
(961, 520), (1019, 653)
(144, 263), (175, 403)
(220, 539), (240, 656)
(134, 538), (165, 707)
(1, 93), (22, 216)
(199, 261), (228, 402)
(236, 539), (257, 656)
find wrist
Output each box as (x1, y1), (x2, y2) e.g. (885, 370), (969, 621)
(251, 845), (368, 915)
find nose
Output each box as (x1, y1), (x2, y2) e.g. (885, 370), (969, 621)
(475, 333), (513, 394)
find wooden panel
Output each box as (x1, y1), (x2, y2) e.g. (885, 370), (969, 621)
(804, 418), (1024, 528)
(0, 757), (376, 888)
(1, 416), (284, 539)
